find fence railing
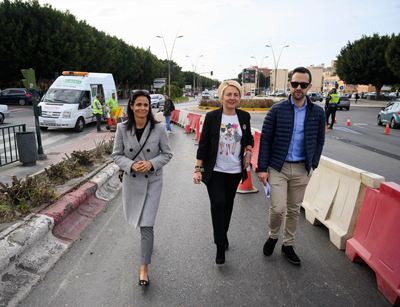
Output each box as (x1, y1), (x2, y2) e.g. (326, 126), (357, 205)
(0, 124), (27, 167)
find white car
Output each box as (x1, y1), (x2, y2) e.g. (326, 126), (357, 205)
(150, 94), (165, 108)
(0, 104), (10, 124)
(214, 93), (219, 99)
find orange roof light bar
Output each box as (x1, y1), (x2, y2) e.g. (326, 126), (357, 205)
(62, 71), (89, 76)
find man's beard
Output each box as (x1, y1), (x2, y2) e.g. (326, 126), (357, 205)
(292, 91), (305, 100)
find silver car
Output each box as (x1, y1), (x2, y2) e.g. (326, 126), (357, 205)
(150, 94), (165, 108)
(0, 104), (10, 124)
(378, 101), (400, 128)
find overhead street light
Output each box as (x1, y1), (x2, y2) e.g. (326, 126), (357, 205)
(156, 32), (184, 96)
(266, 40), (289, 96)
(186, 54), (203, 92)
(251, 55), (268, 95)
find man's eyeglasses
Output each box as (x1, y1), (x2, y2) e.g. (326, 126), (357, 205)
(290, 82), (309, 89)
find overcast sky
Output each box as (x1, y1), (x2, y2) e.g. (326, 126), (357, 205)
(39, 0), (400, 81)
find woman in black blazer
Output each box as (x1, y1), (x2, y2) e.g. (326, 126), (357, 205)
(193, 80), (254, 265)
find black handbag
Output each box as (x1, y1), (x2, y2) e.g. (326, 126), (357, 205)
(118, 127), (152, 182)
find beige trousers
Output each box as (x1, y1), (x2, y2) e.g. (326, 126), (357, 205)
(268, 162), (312, 246)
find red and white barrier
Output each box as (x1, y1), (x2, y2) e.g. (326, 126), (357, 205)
(346, 182), (400, 305)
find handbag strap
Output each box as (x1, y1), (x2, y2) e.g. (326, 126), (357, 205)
(132, 125), (152, 161)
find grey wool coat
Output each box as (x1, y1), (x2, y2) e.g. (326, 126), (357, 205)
(111, 121), (172, 228)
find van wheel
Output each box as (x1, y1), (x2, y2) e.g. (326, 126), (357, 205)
(74, 117), (85, 132)
(19, 99), (26, 106)
(40, 127), (48, 131)
(0, 113), (4, 124)
(346, 107), (350, 110)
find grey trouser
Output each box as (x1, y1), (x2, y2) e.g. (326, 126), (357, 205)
(268, 162), (312, 246)
(140, 227), (154, 265)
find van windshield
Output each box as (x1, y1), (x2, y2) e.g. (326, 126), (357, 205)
(43, 89), (83, 103)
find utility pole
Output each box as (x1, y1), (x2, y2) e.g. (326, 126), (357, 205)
(21, 68), (47, 160)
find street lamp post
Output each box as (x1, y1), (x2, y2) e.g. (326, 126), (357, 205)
(156, 31), (183, 97)
(186, 55), (203, 93)
(266, 40), (289, 96)
(251, 55), (268, 95)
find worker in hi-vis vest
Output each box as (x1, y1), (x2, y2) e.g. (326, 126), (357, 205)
(93, 93), (104, 132)
(106, 92), (118, 119)
(325, 88), (340, 129)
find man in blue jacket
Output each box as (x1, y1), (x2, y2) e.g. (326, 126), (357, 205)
(258, 67), (325, 265)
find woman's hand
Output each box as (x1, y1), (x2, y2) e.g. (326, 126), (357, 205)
(193, 172), (202, 184)
(243, 151), (252, 169)
(132, 161), (153, 173)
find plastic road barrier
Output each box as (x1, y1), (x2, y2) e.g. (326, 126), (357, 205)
(346, 182), (400, 306)
(251, 130), (261, 172)
(302, 156), (385, 250)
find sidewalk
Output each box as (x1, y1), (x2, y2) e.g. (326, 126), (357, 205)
(0, 130), (115, 187)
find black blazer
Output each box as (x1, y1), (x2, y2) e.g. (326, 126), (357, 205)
(196, 107), (254, 185)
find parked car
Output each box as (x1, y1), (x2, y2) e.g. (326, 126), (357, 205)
(0, 88), (33, 106)
(245, 92), (251, 96)
(214, 93), (219, 99)
(150, 94), (165, 108)
(388, 92), (398, 97)
(337, 96), (350, 110)
(0, 104), (10, 124)
(308, 92), (323, 102)
(202, 92), (210, 99)
(378, 101), (400, 128)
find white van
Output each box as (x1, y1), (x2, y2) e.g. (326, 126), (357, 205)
(39, 72), (117, 132)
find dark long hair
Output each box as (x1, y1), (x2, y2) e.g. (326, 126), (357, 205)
(124, 90), (158, 131)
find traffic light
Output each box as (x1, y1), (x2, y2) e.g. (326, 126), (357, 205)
(211, 71), (213, 76)
(21, 68), (36, 90)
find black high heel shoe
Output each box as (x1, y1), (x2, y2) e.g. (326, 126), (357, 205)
(216, 244), (225, 265)
(139, 272), (150, 287)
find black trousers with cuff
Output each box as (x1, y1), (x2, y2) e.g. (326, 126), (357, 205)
(206, 171), (242, 245)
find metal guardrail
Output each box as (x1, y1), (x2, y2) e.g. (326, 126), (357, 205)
(0, 124), (26, 166)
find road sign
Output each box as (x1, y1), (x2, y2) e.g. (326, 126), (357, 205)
(340, 86), (344, 90)
(116, 107), (124, 118)
(21, 69), (36, 90)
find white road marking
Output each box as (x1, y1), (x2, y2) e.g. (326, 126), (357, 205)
(332, 127), (363, 134)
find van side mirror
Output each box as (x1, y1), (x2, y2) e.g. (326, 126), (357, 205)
(381, 107), (385, 110)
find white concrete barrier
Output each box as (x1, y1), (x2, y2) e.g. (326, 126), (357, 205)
(302, 155), (385, 250)
(154, 112), (165, 123)
(178, 110), (189, 127)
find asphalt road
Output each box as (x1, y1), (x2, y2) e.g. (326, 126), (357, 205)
(180, 97), (400, 184)
(19, 129), (392, 307)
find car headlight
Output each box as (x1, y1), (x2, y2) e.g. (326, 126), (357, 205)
(63, 109), (72, 118)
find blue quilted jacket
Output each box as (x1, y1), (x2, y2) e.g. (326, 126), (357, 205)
(258, 95), (325, 174)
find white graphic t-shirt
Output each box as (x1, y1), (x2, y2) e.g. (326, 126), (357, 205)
(214, 114), (242, 173)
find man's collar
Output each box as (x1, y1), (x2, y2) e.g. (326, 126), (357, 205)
(289, 95), (308, 108)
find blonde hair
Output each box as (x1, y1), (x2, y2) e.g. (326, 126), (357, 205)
(218, 80), (242, 100)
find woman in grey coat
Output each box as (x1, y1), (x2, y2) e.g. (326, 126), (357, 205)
(112, 90), (172, 286)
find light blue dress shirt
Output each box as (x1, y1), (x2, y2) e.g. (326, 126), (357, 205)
(285, 97), (307, 161)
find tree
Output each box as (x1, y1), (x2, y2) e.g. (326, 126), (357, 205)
(386, 34), (400, 79)
(336, 34), (400, 98)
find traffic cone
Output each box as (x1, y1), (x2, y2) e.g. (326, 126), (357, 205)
(325, 122), (328, 132)
(237, 166), (259, 194)
(383, 123), (390, 135)
(112, 111), (118, 126)
(184, 115), (191, 133)
(334, 116), (337, 124)
(193, 119), (200, 141)
(107, 111), (112, 126)
(197, 121), (203, 145)
(346, 117), (351, 126)
(123, 112), (126, 119)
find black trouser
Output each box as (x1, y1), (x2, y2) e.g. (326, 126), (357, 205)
(326, 105), (337, 128)
(95, 113), (102, 131)
(206, 171), (242, 245)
